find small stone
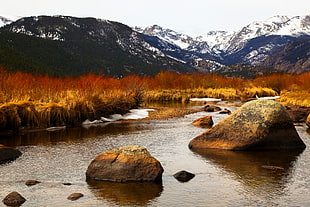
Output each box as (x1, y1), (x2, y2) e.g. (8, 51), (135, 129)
(25, 180), (41, 186)
(192, 116), (214, 128)
(2, 191), (26, 206)
(173, 170), (195, 182)
(62, 182), (72, 186)
(204, 105), (221, 112)
(219, 109), (231, 114)
(67, 193), (84, 201)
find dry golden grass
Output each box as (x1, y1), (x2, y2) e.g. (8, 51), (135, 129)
(144, 87), (279, 103)
(0, 90), (140, 131)
(143, 107), (200, 120)
(278, 90), (310, 107)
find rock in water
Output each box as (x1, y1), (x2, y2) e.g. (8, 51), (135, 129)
(67, 193), (84, 201)
(2, 191), (26, 206)
(86, 145), (164, 182)
(192, 116), (214, 128)
(306, 114), (310, 128)
(25, 180), (41, 186)
(173, 170), (195, 182)
(0, 144), (22, 163)
(189, 100), (306, 151)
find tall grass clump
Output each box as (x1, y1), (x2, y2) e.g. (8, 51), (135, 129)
(0, 68), (143, 131)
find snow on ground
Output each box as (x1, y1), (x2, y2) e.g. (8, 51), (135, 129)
(82, 108), (155, 125)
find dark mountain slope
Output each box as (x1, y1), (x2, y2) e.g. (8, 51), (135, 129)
(263, 37), (310, 74)
(0, 16), (193, 76)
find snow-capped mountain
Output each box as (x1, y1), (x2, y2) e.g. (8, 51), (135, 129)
(0, 16), (13, 27)
(138, 15), (310, 68)
(0, 15), (194, 76)
(0, 15), (20, 27)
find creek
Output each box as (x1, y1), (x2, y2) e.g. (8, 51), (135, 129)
(0, 102), (310, 207)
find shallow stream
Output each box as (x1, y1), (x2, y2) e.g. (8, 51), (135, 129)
(0, 102), (309, 206)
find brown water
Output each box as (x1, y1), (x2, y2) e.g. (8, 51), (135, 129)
(0, 103), (310, 207)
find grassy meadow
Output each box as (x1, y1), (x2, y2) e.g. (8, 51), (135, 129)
(0, 67), (309, 131)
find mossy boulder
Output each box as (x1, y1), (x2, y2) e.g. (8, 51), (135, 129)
(189, 100), (306, 151)
(86, 145), (164, 182)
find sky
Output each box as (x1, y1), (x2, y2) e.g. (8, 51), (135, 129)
(1, 0), (309, 36)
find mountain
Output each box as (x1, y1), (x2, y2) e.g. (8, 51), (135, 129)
(139, 15), (310, 73)
(0, 16), (13, 27)
(0, 16), (20, 27)
(263, 37), (310, 74)
(0, 15), (194, 76)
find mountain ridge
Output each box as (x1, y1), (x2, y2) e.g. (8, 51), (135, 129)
(0, 14), (309, 77)
(138, 14), (310, 71)
(0, 15), (194, 76)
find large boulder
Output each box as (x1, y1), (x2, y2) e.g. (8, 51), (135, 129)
(0, 144), (22, 163)
(306, 114), (310, 128)
(189, 100), (306, 151)
(86, 145), (164, 182)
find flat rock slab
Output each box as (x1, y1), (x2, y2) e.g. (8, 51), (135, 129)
(86, 145), (164, 182)
(189, 100), (306, 151)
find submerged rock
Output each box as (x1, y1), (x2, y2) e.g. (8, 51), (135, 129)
(0, 144), (22, 163)
(2, 191), (26, 206)
(192, 116), (214, 128)
(219, 109), (231, 115)
(67, 193), (84, 201)
(25, 180), (41, 186)
(189, 100), (306, 151)
(173, 170), (195, 182)
(86, 145), (164, 182)
(204, 105), (221, 112)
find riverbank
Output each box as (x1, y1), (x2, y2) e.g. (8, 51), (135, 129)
(1, 68), (309, 131)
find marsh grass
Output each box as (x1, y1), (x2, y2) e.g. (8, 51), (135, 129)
(0, 68), (309, 131)
(143, 107), (200, 120)
(279, 90), (310, 107)
(144, 87), (279, 103)
(0, 90), (139, 131)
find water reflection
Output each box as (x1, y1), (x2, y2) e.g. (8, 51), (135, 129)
(0, 121), (152, 147)
(191, 148), (304, 196)
(87, 179), (163, 206)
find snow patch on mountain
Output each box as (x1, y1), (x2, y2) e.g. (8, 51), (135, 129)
(139, 14), (310, 66)
(0, 15), (19, 27)
(140, 25), (194, 49)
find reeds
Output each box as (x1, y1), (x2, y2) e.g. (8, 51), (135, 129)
(144, 87), (279, 103)
(278, 90), (310, 107)
(0, 67), (309, 131)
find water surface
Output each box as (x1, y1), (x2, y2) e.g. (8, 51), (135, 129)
(0, 103), (309, 206)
